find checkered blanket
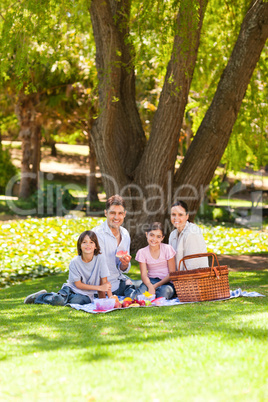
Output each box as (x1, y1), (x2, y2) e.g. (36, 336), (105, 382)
(68, 288), (265, 314)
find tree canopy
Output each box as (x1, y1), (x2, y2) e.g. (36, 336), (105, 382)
(0, 0), (267, 248)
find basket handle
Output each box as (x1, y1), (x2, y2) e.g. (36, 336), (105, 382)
(178, 253), (221, 279)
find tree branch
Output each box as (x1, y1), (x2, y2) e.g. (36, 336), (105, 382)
(173, 0), (268, 217)
(135, 0), (208, 187)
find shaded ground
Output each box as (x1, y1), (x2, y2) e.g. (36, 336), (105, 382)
(218, 254), (267, 271)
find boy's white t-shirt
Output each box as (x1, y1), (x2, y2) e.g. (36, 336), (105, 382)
(135, 243), (176, 280)
(62, 253), (110, 300)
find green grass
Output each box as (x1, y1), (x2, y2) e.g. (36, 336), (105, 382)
(0, 271), (267, 401)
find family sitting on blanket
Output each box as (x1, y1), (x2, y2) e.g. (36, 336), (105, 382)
(24, 196), (208, 305)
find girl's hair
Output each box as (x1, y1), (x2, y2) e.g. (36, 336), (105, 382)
(171, 200), (188, 214)
(77, 231), (101, 256)
(146, 222), (165, 236)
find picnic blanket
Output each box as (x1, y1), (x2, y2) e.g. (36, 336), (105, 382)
(68, 288), (265, 314)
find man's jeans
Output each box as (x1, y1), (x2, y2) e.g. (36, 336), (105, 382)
(135, 277), (175, 299)
(112, 280), (137, 299)
(35, 286), (91, 306)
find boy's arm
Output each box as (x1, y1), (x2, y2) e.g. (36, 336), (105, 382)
(97, 277), (113, 299)
(74, 279), (111, 294)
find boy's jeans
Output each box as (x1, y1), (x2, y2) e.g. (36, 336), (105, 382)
(35, 286), (91, 306)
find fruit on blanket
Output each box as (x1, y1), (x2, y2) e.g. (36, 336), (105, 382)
(129, 303), (140, 307)
(110, 295), (119, 303)
(143, 291), (153, 297)
(123, 297), (133, 302)
(145, 300), (151, 306)
(116, 250), (128, 258)
(114, 301), (122, 308)
(122, 300), (131, 308)
(138, 300), (146, 306)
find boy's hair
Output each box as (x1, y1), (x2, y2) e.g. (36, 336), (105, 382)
(105, 194), (126, 210)
(77, 231), (101, 256)
(146, 222), (165, 236)
(171, 200), (188, 214)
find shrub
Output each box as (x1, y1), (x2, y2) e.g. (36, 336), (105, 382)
(0, 147), (17, 194)
(30, 185), (75, 216)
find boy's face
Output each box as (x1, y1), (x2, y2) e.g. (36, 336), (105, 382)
(105, 205), (126, 230)
(80, 235), (96, 256)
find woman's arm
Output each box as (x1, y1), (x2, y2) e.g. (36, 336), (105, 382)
(140, 262), (155, 295)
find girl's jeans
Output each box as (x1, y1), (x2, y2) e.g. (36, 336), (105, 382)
(135, 278), (175, 299)
(35, 286), (91, 306)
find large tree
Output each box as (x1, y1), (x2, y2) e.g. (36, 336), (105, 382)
(89, 0), (268, 249)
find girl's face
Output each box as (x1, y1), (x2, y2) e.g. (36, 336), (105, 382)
(170, 205), (189, 232)
(146, 229), (164, 248)
(80, 235), (96, 256)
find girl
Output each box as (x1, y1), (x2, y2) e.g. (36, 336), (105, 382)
(24, 230), (112, 306)
(135, 222), (176, 299)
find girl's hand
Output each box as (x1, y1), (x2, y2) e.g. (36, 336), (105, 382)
(147, 283), (156, 295)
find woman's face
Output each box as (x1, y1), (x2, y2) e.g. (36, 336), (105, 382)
(170, 205), (189, 232)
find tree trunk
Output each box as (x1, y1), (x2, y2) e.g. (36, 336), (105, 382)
(88, 133), (99, 202)
(174, 0), (268, 220)
(89, 0), (268, 252)
(15, 93), (42, 198)
(90, 0), (146, 197)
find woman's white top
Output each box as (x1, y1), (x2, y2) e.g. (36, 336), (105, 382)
(169, 221), (208, 270)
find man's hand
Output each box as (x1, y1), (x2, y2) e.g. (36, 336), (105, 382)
(119, 254), (131, 271)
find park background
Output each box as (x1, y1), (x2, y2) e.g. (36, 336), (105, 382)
(0, 0), (268, 401)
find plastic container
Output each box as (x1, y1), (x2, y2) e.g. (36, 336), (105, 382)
(137, 294), (156, 302)
(151, 297), (166, 306)
(94, 298), (115, 311)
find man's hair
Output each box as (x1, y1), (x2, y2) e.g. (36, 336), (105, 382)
(171, 200), (188, 214)
(105, 194), (126, 210)
(77, 230), (101, 256)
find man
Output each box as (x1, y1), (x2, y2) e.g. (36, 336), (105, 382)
(92, 194), (138, 297)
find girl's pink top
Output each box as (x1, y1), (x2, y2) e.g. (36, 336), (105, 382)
(135, 243), (176, 279)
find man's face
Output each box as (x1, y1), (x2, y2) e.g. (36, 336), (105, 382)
(105, 205), (126, 229)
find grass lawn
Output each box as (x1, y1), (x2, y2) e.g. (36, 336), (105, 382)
(0, 270), (267, 402)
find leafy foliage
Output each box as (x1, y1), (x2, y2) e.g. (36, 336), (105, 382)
(0, 147), (17, 193)
(0, 217), (267, 288)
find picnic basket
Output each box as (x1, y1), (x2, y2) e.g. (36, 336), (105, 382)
(170, 253), (230, 302)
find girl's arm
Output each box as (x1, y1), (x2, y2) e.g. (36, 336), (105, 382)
(140, 262), (155, 295)
(153, 256), (176, 289)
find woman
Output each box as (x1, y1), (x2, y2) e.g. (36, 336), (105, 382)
(169, 201), (208, 270)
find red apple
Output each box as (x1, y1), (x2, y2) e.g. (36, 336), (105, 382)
(122, 300), (131, 308)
